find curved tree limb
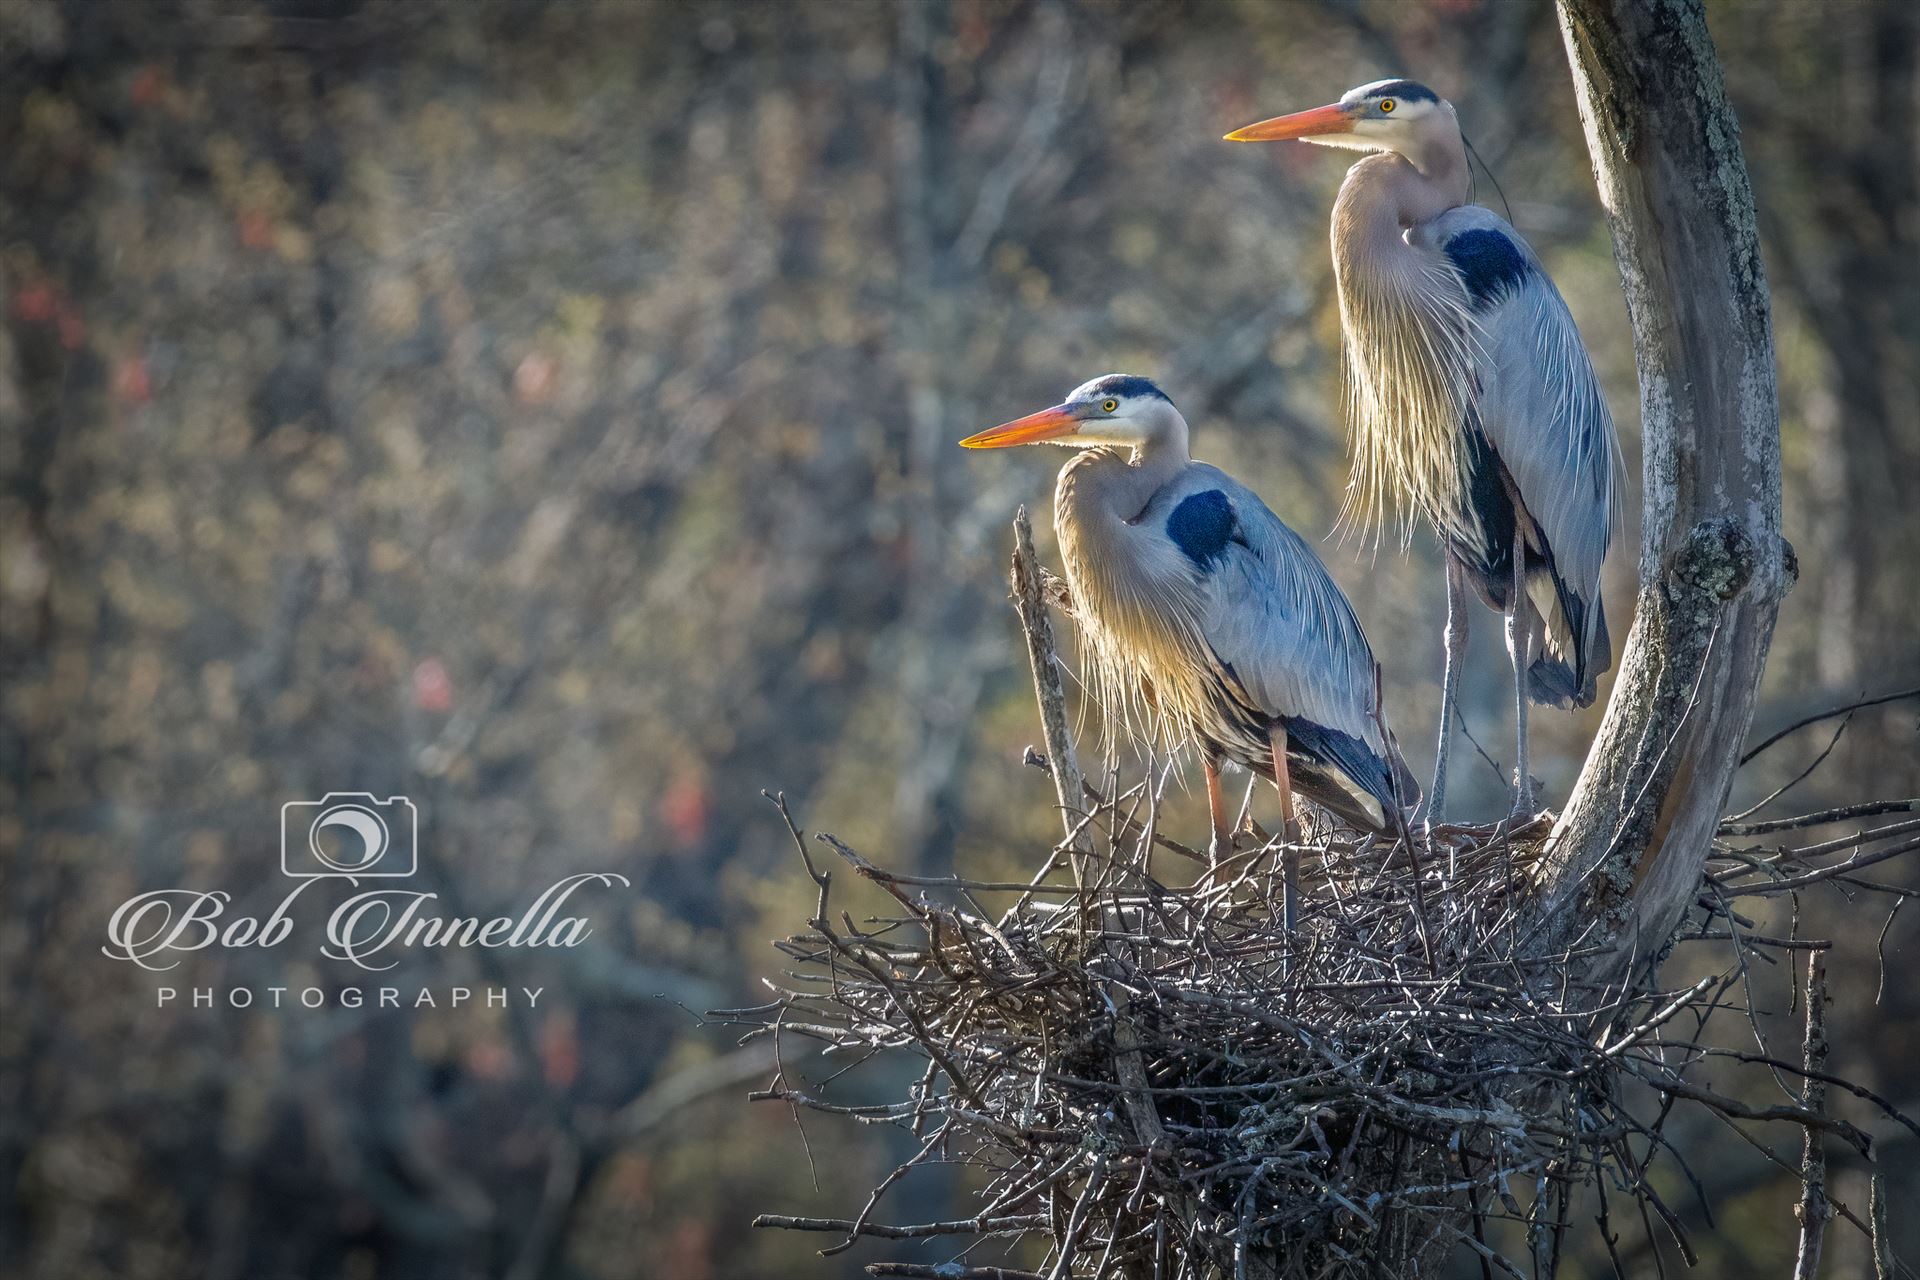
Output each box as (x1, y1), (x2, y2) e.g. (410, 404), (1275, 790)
(1534, 0), (1795, 977)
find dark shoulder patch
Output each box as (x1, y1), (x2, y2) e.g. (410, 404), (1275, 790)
(1444, 227), (1532, 308)
(1165, 490), (1235, 570)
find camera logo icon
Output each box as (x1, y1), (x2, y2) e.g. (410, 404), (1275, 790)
(281, 793), (418, 878)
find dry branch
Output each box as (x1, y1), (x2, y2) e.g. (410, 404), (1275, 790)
(1793, 953), (1831, 1280)
(1741, 687), (1920, 766)
(1011, 505), (1091, 872)
(866, 1265), (1047, 1280)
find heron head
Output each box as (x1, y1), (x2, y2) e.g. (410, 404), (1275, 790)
(959, 375), (1183, 452)
(1224, 79), (1456, 159)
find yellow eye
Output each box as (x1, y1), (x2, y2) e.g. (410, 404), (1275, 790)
(1379, 98), (1396, 113)
(1101, 399), (1119, 413)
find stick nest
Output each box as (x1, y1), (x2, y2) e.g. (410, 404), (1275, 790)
(735, 790), (1869, 1279)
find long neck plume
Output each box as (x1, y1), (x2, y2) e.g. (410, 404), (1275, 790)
(1331, 149), (1476, 537)
(1052, 434), (1201, 755)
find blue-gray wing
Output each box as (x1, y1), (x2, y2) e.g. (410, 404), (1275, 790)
(1415, 206), (1621, 701)
(1174, 467), (1410, 817)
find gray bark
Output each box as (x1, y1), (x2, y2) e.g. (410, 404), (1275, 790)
(1532, 0), (1793, 977)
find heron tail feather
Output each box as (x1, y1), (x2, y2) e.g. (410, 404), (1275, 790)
(1526, 567), (1608, 708)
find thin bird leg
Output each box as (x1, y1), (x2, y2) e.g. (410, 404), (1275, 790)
(1507, 548), (1536, 817)
(1270, 725), (1299, 936)
(1203, 756), (1233, 867)
(1427, 558), (1471, 824)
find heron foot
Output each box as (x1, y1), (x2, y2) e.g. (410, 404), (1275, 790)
(1422, 764), (1448, 829)
(1208, 817), (1268, 866)
(1509, 772), (1539, 823)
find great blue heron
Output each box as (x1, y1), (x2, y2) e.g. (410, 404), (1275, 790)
(960, 374), (1418, 926)
(1226, 79), (1620, 821)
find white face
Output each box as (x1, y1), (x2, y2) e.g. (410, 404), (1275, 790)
(1310, 85), (1449, 154)
(1059, 381), (1171, 448)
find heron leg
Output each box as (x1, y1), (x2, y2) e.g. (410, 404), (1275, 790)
(1203, 755), (1233, 867)
(1508, 553), (1536, 818)
(1427, 559), (1470, 825)
(1269, 726), (1299, 937)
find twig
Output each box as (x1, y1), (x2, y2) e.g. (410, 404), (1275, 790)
(756, 1214), (1046, 1239)
(1792, 952), (1831, 1280)
(1649, 1077), (1869, 1158)
(1724, 713), (1852, 822)
(1739, 685), (1920, 766)
(1676, 1048), (1920, 1143)
(1719, 798), (1918, 836)
(1009, 510), (1168, 1160)
(1870, 1176), (1896, 1280)
(1719, 834), (1920, 896)
(866, 1266), (1046, 1280)
(1010, 507), (1090, 870)
(1044, 1152), (1106, 1280)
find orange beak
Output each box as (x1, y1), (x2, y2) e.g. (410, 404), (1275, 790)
(1223, 102), (1356, 143)
(958, 404), (1081, 449)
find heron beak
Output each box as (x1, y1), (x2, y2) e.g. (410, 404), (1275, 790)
(1223, 102), (1356, 143)
(958, 405), (1081, 449)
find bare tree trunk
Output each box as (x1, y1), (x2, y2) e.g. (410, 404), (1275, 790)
(1532, 0), (1793, 976)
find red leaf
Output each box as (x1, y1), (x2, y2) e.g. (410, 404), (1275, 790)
(12, 283), (56, 323)
(130, 65), (165, 108)
(513, 351), (558, 405)
(538, 1013), (579, 1088)
(465, 1036), (514, 1082)
(237, 210), (275, 251)
(114, 355), (152, 404)
(412, 658), (454, 713)
(55, 306), (85, 350)
(662, 770), (709, 849)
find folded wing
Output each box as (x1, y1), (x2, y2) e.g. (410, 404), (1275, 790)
(1415, 207), (1621, 706)
(1169, 469), (1418, 828)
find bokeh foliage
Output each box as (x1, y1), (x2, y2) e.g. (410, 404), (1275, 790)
(1, 2), (1914, 1277)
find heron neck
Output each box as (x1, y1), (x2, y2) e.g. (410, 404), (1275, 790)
(1328, 148), (1479, 533)
(1056, 435), (1186, 527)
(1334, 147), (1468, 242)
(1127, 431), (1188, 498)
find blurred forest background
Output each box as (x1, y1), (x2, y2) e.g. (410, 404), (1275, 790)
(2, 1), (1916, 1278)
